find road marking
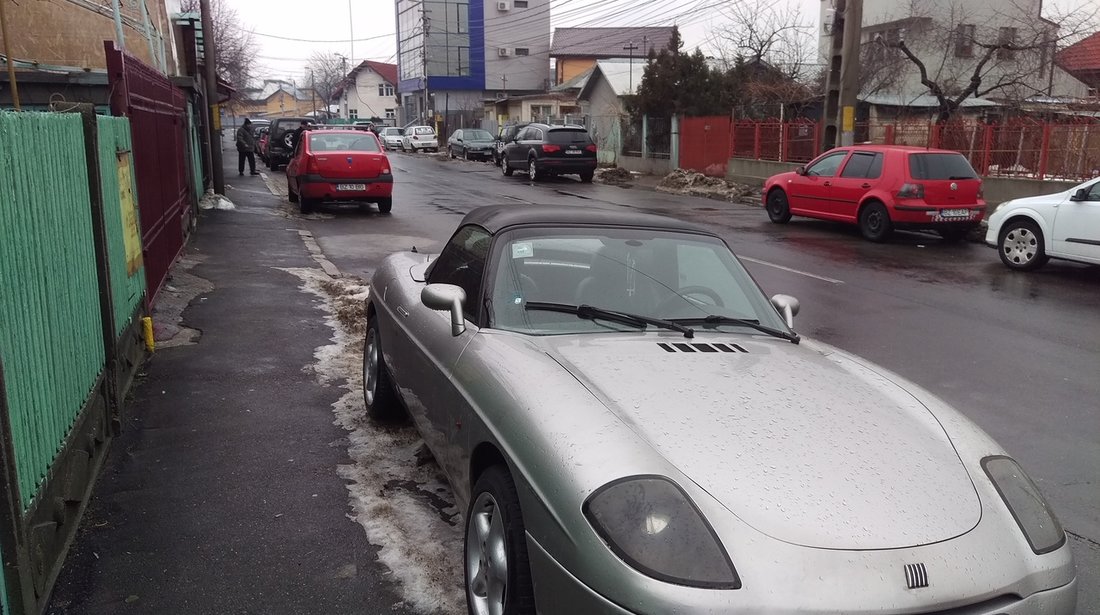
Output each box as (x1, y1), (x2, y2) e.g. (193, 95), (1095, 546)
(738, 255), (845, 284)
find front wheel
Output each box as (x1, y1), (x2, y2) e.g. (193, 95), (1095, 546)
(450, 147), (456, 159)
(363, 316), (403, 420)
(858, 202), (893, 242)
(998, 220), (1049, 270)
(766, 189), (792, 223)
(465, 466), (535, 615)
(464, 148), (470, 161)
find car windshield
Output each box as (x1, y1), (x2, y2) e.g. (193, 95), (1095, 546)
(908, 153), (978, 179)
(414, 127), (435, 135)
(489, 227), (789, 336)
(308, 133), (380, 152)
(465, 129), (493, 140)
(547, 129), (592, 145)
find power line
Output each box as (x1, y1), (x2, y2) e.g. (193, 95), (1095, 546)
(251, 30), (394, 44)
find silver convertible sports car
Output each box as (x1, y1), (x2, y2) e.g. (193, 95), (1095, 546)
(363, 205), (1076, 615)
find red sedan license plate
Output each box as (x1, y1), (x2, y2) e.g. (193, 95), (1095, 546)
(337, 183), (366, 191)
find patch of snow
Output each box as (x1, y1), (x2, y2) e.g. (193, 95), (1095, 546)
(279, 267), (465, 615)
(198, 189), (237, 210)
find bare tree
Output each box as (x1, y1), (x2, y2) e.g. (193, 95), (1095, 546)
(182, 0), (256, 101)
(306, 52), (347, 110)
(707, 0), (815, 82)
(876, 0), (1099, 122)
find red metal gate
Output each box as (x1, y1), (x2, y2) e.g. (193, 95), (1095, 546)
(104, 41), (192, 305)
(679, 116), (732, 176)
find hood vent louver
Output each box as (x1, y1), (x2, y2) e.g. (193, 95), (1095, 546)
(659, 342), (747, 354)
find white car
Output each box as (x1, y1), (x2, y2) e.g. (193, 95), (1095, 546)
(379, 127), (404, 150)
(986, 177), (1100, 270)
(401, 126), (438, 152)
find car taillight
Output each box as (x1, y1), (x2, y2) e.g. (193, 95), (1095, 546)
(305, 155), (318, 175)
(585, 144), (597, 152)
(897, 183), (925, 199)
(542, 144), (561, 153)
(977, 182), (984, 199)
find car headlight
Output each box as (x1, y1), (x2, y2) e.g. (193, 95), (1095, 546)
(583, 476), (740, 589)
(982, 456), (1065, 554)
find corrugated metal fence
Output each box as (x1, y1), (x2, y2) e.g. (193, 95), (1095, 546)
(0, 109), (148, 614)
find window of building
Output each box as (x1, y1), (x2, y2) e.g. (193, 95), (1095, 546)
(385, 108), (396, 119)
(514, 48), (530, 56)
(513, 0), (528, 6)
(998, 27), (1018, 60)
(955, 24), (975, 58)
(378, 83), (395, 97)
(349, 109), (359, 120)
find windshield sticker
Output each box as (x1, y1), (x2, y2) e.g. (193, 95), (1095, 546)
(512, 242), (534, 259)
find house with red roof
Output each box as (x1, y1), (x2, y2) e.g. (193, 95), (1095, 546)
(335, 60), (400, 124)
(1058, 32), (1100, 96)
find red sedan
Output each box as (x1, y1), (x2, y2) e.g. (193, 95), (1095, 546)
(763, 145), (985, 242)
(286, 129), (393, 214)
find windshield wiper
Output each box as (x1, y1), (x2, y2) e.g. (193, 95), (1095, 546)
(670, 315), (800, 344)
(524, 302), (695, 338)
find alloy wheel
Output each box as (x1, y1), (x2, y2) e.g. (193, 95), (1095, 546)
(466, 492), (508, 615)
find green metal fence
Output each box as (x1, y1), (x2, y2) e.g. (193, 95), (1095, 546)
(96, 117), (148, 335)
(0, 112), (105, 509)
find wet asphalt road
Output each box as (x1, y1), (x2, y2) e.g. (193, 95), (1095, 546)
(268, 150), (1100, 612)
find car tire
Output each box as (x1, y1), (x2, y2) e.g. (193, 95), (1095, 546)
(463, 149), (470, 161)
(528, 157), (542, 181)
(998, 219), (1049, 271)
(288, 183), (299, 203)
(580, 170), (594, 183)
(502, 159), (514, 176)
(450, 147), (456, 159)
(363, 316), (403, 421)
(300, 198), (314, 215)
(377, 198), (393, 214)
(465, 465), (535, 615)
(858, 201), (893, 242)
(766, 189), (792, 223)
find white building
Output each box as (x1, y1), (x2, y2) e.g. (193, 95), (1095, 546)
(337, 61), (400, 124)
(818, 0), (1088, 111)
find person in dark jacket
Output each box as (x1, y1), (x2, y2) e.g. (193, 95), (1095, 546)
(235, 119), (259, 176)
(288, 119), (312, 153)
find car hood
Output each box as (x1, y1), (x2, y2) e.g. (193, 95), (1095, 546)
(999, 191), (1067, 212)
(541, 334), (982, 550)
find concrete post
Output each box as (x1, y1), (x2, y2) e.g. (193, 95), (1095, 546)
(642, 114), (649, 159)
(670, 115), (680, 169)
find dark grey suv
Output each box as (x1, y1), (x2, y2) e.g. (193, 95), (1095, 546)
(266, 117), (312, 170)
(501, 124), (597, 182)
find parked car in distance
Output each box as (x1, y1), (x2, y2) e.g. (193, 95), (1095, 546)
(493, 122), (528, 166)
(401, 126), (438, 152)
(763, 145), (986, 242)
(365, 204), (1076, 615)
(379, 127), (404, 150)
(501, 123), (597, 182)
(985, 176), (1100, 270)
(285, 129), (392, 215)
(447, 128), (495, 161)
(266, 116), (313, 170)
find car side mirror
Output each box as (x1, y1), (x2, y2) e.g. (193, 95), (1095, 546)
(1070, 188), (1088, 201)
(422, 284), (467, 336)
(770, 294), (800, 328)
(794, 166), (806, 176)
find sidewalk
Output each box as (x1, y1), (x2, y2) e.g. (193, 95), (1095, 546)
(46, 163), (412, 613)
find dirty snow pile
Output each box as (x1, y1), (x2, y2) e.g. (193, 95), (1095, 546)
(198, 189), (236, 210)
(596, 166), (634, 184)
(280, 267), (465, 615)
(656, 168), (758, 202)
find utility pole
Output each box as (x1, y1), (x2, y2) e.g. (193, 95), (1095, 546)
(0, 0), (21, 110)
(623, 41), (639, 93)
(310, 68), (317, 119)
(199, 0), (225, 194)
(501, 75), (507, 98)
(421, 10), (431, 124)
(821, 0), (862, 151)
(337, 54), (348, 119)
(348, 0), (355, 64)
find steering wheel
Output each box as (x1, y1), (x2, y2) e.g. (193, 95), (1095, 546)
(656, 285), (724, 314)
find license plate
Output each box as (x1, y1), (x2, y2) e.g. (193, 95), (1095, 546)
(940, 208), (969, 218)
(565, 150), (582, 155)
(337, 183), (366, 191)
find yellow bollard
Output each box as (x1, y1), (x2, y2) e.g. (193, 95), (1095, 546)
(142, 317), (155, 352)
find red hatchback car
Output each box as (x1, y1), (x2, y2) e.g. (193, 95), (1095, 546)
(286, 129), (393, 214)
(763, 145), (985, 242)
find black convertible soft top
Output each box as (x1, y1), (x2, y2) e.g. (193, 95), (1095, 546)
(462, 205), (715, 236)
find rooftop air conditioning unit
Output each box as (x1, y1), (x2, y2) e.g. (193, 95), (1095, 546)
(497, 1), (510, 10)
(498, 47), (511, 57)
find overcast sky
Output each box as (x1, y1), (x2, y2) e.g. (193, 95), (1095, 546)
(226, 0), (1082, 85)
(227, 0), (824, 84)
